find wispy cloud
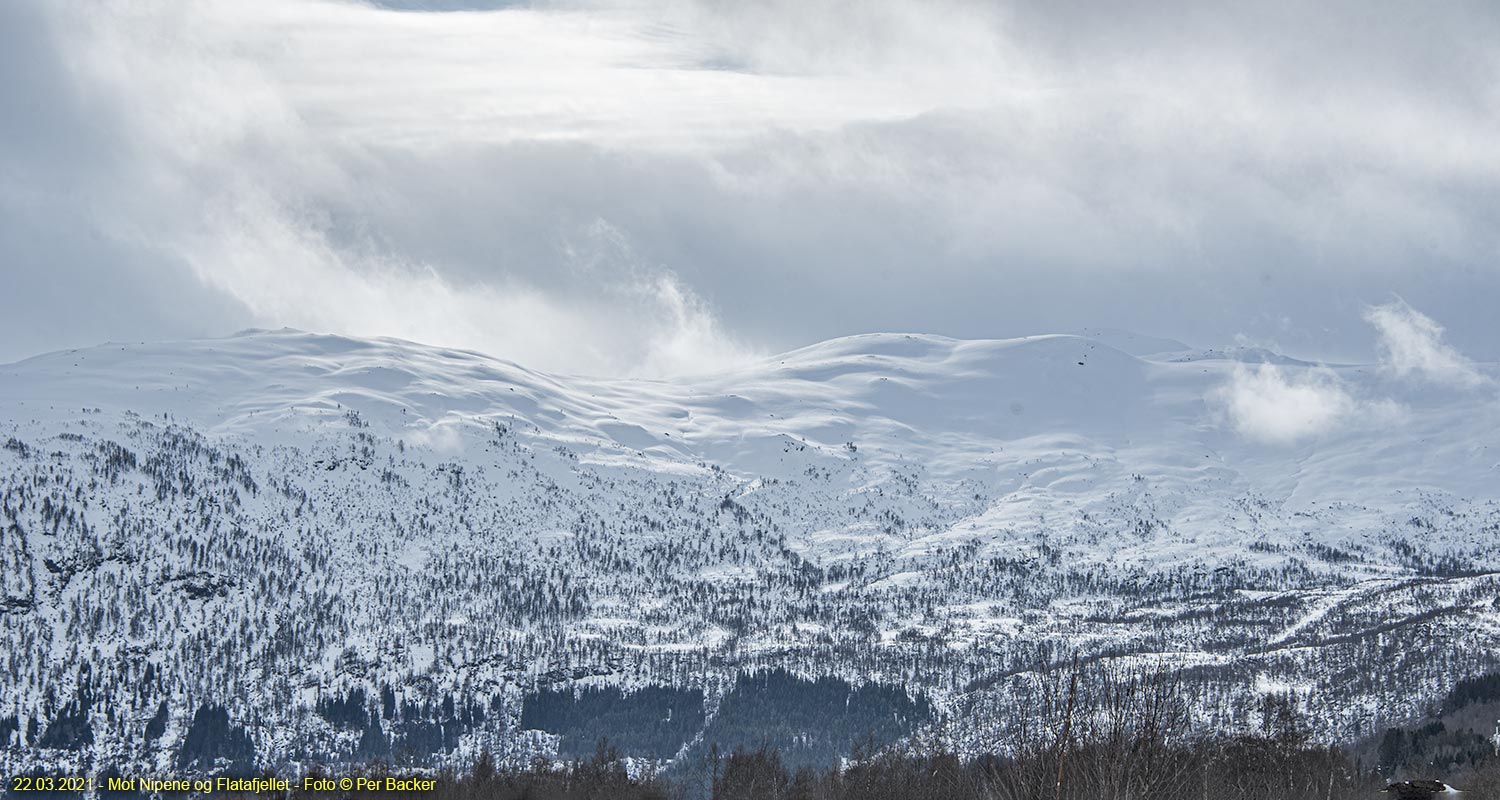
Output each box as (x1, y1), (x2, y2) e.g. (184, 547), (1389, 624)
(1364, 298), (1488, 387)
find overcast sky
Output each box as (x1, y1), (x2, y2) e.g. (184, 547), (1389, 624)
(3, 0), (1497, 375)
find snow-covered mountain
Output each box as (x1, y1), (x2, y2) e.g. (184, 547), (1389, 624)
(3, 329), (1498, 772)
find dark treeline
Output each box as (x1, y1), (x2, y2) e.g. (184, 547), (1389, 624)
(10, 664), (1500, 800)
(271, 734), (1500, 800)
(257, 664), (1500, 800)
(11, 739), (1500, 800)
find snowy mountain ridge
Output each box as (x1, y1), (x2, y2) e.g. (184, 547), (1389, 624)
(2, 329), (1498, 772)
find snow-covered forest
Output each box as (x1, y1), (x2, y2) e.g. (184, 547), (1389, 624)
(3, 329), (1497, 773)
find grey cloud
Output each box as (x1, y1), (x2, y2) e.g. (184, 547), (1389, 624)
(0, 2), (254, 361)
(4, 0), (1500, 372)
